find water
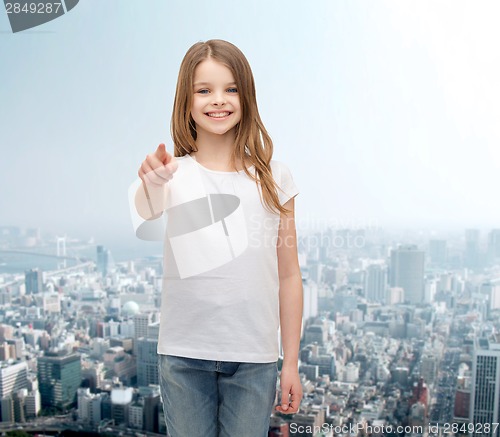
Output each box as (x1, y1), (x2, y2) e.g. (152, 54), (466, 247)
(0, 241), (164, 274)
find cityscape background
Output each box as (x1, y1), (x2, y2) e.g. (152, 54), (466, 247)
(1, 0), (500, 260)
(1, 0), (500, 436)
(1, 225), (500, 436)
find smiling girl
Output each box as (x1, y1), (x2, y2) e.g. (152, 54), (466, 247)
(132, 39), (303, 437)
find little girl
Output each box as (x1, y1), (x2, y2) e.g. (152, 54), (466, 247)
(131, 39), (303, 437)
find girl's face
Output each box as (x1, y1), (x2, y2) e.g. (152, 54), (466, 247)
(191, 58), (242, 138)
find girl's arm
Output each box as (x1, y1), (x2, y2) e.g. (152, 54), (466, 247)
(134, 143), (177, 220)
(134, 182), (167, 221)
(276, 196), (304, 414)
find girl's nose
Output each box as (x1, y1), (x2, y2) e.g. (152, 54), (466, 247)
(212, 92), (226, 106)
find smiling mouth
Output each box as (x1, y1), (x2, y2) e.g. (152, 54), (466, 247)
(205, 112), (232, 118)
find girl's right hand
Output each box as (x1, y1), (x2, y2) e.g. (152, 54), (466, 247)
(138, 143), (178, 186)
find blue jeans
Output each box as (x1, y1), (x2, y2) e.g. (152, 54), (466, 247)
(158, 354), (278, 437)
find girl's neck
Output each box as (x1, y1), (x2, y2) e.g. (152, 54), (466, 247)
(192, 129), (243, 171)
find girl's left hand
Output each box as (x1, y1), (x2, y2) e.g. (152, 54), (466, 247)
(275, 365), (303, 414)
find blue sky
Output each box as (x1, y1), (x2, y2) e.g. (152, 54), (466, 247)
(1, 0), (499, 255)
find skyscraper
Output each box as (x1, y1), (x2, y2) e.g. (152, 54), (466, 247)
(0, 362), (30, 423)
(364, 264), (388, 303)
(38, 352), (82, 410)
(111, 387), (133, 425)
(0, 361), (28, 399)
(428, 239), (447, 267)
(137, 338), (158, 387)
(465, 229), (481, 270)
(96, 245), (109, 277)
(488, 229), (500, 263)
(137, 322), (160, 387)
(389, 245), (425, 304)
(25, 268), (43, 294)
(77, 388), (102, 425)
(143, 387), (161, 433)
(470, 336), (500, 437)
(133, 312), (159, 356)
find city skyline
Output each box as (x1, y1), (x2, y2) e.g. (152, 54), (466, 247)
(2, 223), (500, 266)
(1, 212), (500, 434)
(2, 1), (500, 435)
(1, 0), (500, 246)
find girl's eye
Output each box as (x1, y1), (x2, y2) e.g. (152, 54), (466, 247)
(227, 88), (238, 93)
(197, 89), (209, 94)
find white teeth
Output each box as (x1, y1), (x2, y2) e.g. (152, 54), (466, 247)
(207, 112), (230, 118)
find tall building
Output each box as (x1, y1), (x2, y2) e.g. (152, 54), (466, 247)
(111, 387), (133, 425)
(0, 362), (30, 423)
(35, 292), (61, 314)
(133, 313), (156, 340)
(420, 354), (438, 384)
(102, 347), (136, 386)
(0, 324), (14, 342)
(428, 239), (447, 267)
(488, 229), (500, 263)
(96, 245), (111, 276)
(77, 388), (102, 425)
(409, 377), (429, 416)
(143, 388), (161, 433)
(389, 245), (425, 304)
(0, 342), (14, 361)
(364, 264), (387, 303)
(133, 312), (158, 356)
(481, 282), (500, 314)
(454, 370), (471, 421)
(25, 268), (43, 294)
(129, 401), (144, 429)
(470, 336), (500, 436)
(0, 361), (28, 399)
(12, 389), (27, 423)
(465, 229), (481, 270)
(0, 397), (15, 423)
(38, 352), (82, 410)
(137, 322), (160, 387)
(424, 279), (437, 304)
(24, 389), (41, 418)
(137, 338), (158, 387)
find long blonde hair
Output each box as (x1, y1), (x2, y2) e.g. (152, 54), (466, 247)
(170, 39), (291, 215)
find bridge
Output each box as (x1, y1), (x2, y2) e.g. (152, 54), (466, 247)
(0, 249), (90, 263)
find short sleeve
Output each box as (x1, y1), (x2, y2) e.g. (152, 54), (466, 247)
(275, 161), (299, 206)
(128, 177), (166, 241)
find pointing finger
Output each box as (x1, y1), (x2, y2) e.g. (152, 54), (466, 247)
(154, 143), (168, 163)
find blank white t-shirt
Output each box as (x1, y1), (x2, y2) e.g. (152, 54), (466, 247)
(129, 154), (299, 363)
